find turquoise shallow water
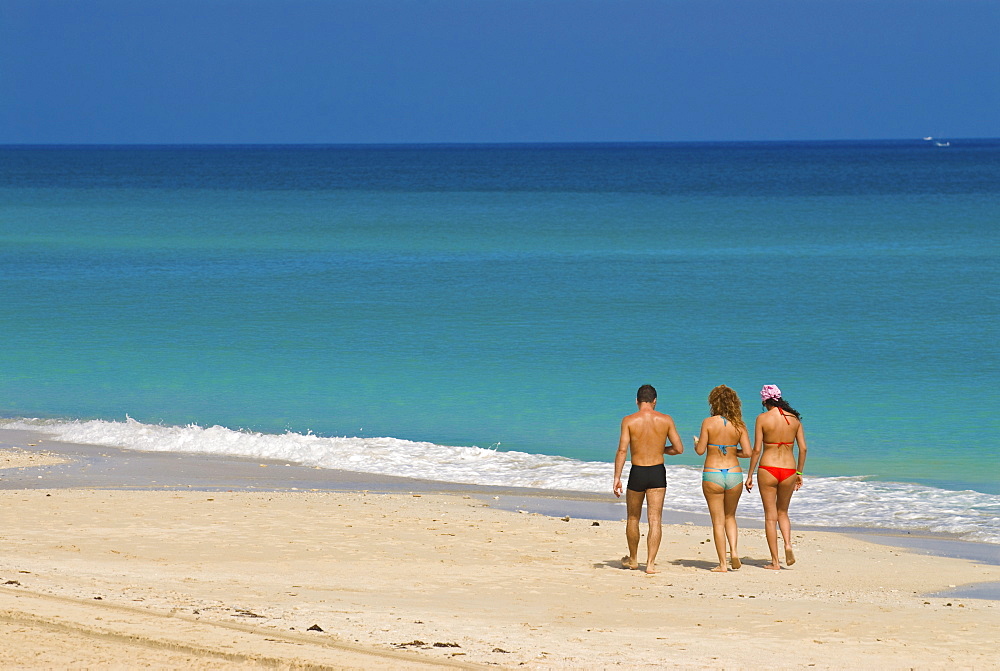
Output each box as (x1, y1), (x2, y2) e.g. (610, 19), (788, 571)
(1, 142), (998, 498)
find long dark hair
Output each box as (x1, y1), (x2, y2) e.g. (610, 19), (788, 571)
(763, 397), (802, 419)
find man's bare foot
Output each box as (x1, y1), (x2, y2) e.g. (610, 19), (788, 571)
(764, 562), (781, 570)
(645, 565), (659, 574)
(621, 556), (639, 570)
(730, 556), (742, 570)
(711, 565), (727, 573)
(785, 547), (796, 566)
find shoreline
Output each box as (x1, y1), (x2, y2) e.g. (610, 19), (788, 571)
(1, 428), (999, 668)
(3, 427), (998, 605)
(2, 428), (996, 566)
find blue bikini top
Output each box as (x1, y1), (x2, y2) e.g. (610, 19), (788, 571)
(707, 417), (740, 456)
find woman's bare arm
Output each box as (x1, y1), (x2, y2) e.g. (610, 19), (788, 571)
(793, 422), (808, 490)
(744, 415), (765, 491)
(735, 427), (752, 459)
(693, 417), (710, 456)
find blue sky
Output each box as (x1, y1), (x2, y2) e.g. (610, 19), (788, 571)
(1, 0), (997, 144)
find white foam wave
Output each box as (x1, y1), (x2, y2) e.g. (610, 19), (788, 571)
(6, 417), (1000, 545)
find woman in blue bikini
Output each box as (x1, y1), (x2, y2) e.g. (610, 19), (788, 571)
(744, 384), (808, 570)
(694, 385), (751, 572)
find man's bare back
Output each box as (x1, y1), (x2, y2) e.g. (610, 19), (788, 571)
(621, 407), (682, 466)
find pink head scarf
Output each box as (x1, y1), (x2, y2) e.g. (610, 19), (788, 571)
(760, 384), (782, 402)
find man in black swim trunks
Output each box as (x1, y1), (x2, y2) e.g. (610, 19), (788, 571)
(613, 384), (684, 574)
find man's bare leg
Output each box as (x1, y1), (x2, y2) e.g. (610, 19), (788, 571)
(643, 487), (665, 574)
(622, 489), (644, 569)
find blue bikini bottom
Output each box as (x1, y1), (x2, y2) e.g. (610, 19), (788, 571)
(702, 468), (743, 490)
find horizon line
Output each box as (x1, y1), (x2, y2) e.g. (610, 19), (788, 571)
(1, 136), (997, 149)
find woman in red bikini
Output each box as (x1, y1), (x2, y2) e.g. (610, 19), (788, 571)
(744, 384), (808, 570)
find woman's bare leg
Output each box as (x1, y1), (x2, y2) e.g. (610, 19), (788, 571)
(702, 482), (728, 572)
(776, 476), (797, 565)
(757, 469), (781, 569)
(724, 483), (742, 568)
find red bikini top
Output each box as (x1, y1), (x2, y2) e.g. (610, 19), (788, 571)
(765, 408), (794, 445)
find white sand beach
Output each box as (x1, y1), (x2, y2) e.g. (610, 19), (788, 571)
(0, 480), (997, 669)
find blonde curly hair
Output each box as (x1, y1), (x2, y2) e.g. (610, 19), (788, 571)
(708, 385), (746, 436)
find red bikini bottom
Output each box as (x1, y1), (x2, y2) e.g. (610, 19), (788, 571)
(759, 466), (797, 483)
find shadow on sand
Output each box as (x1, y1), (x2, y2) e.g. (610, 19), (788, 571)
(592, 558), (639, 570)
(669, 556), (775, 570)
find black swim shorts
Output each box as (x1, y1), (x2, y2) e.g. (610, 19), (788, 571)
(627, 463), (667, 492)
